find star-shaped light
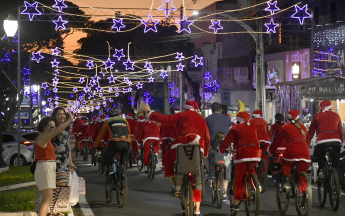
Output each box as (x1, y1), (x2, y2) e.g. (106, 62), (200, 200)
(99, 70), (105, 77)
(115, 87), (119, 91)
(47, 98), (52, 103)
(264, 19), (279, 33)
(265, 1), (280, 15)
(123, 58), (134, 70)
(108, 74), (116, 83)
(176, 62), (185, 71)
(109, 98), (113, 103)
(136, 82), (143, 89)
(51, 59), (60, 68)
(169, 82), (175, 89)
(204, 71), (212, 80)
(115, 92), (120, 97)
(103, 58), (115, 69)
(99, 93), (103, 97)
(53, 16), (68, 30)
(160, 70), (168, 79)
(148, 68), (154, 74)
(122, 88), (128, 94)
(31, 51), (44, 63)
(54, 69), (59, 75)
(158, 0), (177, 17)
(86, 60), (94, 69)
(53, 87), (58, 93)
(79, 77), (85, 83)
(141, 14), (160, 33)
(112, 19), (126, 32)
(96, 105), (101, 110)
(108, 87), (113, 92)
(209, 20), (223, 33)
(45, 90), (50, 95)
(148, 76), (155, 82)
(291, 4), (312, 25)
(128, 87), (133, 92)
(52, 81), (58, 86)
(144, 61), (152, 69)
(96, 86), (103, 92)
(169, 97), (176, 104)
(176, 14), (194, 33)
(84, 86), (91, 93)
(92, 75), (101, 82)
(144, 92), (150, 97)
(88, 92), (94, 98)
(82, 101), (87, 105)
(52, 47), (61, 56)
(72, 87), (78, 92)
(41, 82), (48, 89)
(54, 95), (59, 100)
(52, 76), (59, 83)
(175, 52), (184, 61)
(123, 77), (129, 83)
(70, 93), (74, 98)
(21, 1), (42, 21)
(191, 55), (203, 67)
(102, 97), (106, 101)
(79, 95), (84, 101)
(89, 79), (97, 87)
(53, 0), (67, 12)
(113, 49), (125, 60)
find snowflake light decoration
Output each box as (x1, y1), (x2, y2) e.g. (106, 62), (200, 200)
(169, 82), (175, 89)
(169, 97), (176, 104)
(204, 71), (212, 80)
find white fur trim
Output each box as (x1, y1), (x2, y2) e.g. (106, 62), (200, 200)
(288, 114), (292, 119)
(162, 137), (174, 140)
(277, 147), (286, 150)
(252, 114), (261, 118)
(322, 105), (332, 112)
(236, 116), (245, 122)
(184, 104), (195, 110)
(137, 119), (145, 122)
(247, 122), (250, 126)
(126, 116), (133, 119)
(234, 157), (261, 164)
(146, 110), (154, 120)
(142, 137), (160, 144)
(282, 157), (311, 163)
(316, 138), (342, 145)
(260, 140), (271, 144)
(171, 143), (204, 154)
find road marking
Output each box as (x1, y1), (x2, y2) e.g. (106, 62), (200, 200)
(79, 194), (95, 216)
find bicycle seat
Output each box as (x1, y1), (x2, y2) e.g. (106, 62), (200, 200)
(325, 147), (334, 153)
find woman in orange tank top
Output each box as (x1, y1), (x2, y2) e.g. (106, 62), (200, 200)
(35, 111), (74, 216)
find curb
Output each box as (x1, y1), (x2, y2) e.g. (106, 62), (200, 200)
(0, 181), (36, 192)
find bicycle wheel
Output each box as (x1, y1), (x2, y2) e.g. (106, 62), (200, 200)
(328, 168), (340, 211)
(201, 165), (206, 200)
(245, 173), (260, 216)
(75, 143), (79, 157)
(276, 170), (290, 214)
(340, 166), (345, 193)
(185, 177), (194, 216)
(211, 180), (216, 204)
(216, 171), (224, 209)
(91, 149), (96, 166)
(83, 143), (88, 161)
(150, 151), (155, 179)
(105, 175), (114, 203)
(295, 172), (312, 216)
(258, 159), (267, 193)
(116, 165), (128, 208)
(128, 148), (133, 168)
(137, 150), (143, 171)
(228, 181), (237, 216)
(317, 175), (327, 207)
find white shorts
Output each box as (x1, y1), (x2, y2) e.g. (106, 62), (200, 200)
(34, 161), (57, 191)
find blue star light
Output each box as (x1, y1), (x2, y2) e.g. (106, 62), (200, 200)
(158, 0), (177, 17)
(176, 15), (194, 33)
(204, 71), (212, 80)
(21, 1), (42, 21)
(209, 20), (223, 33)
(148, 76), (155, 82)
(54, 69), (59, 75)
(53, 76), (59, 82)
(52, 47), (61, 56)
(144, 61), (152, 69)
(123, 58), (135, 70)
(191, 55), (203, 67)
(108, 87), (113, 92)
(45, 90), (50, 95)
(79, 77), (85, 83)
(31, 51), (44, 63)
(53, 16), (68, 30)
(141, 14), (160, 33)
(96, 86), (103, 92)
(86, 60), (94, 69)
(89, 79), (97, 87)
(53, 87), (58, 93)
(148, 68), (154, 74)
(41, 82), (48, 89)
(84, 86), (91, 93)
(128, 87), (133, 92)
(112, 19), (126, 32)
(123, 77), (129, 83)
(291, 4), (312, 25)
(53, 0), (67, 13)
(51, 59), (60, 68)
(175, 52), (184, 61)
(136, 82), (143, 89)
(113, 49), (125, 60)
(92, 74), (101, 82)
(72, 87), (78, 92)
(108, 74), (116, 83)
(265, 1), (280, 15)
(115, 92), (120, 97)
(176, 63), (185, 71)
(89, 92), (94, 98)
(169, 82), (175, 89)
(264, 19), (279, 33)
(70, 93), (74, 98)
(160, 70), (168, 79)
(104, 58), (115, 69)
(109, 98), (113, 103)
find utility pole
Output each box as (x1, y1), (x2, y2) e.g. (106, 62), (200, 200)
(164, 66), (170, 115)
(17, 8), (21, 167)
(255, 21), (266, 120)
(310, 11), (314, 78)
(179, 4), (184, 112)
(29, 54), (32, 129)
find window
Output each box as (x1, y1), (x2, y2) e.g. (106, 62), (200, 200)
(2, 135), (16, 143)
(22, 132), (39, 141)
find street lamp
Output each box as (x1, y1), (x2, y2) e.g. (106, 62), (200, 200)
(4, 11), (21, 167)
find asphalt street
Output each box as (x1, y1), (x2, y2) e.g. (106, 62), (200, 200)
(70, 141), (345, 216)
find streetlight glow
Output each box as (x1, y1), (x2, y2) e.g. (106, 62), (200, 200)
(3, 14), (18, 37)
(193, 11), (199, 15)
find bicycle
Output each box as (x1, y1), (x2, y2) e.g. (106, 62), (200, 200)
(228, 150), (261, 216)
(210, 149), (228, 209)
(75, 133), (82, 157)
(127, 147), (133, 168)
(96, 144), (106, 175)
(82, 139), (92, 161)
(255, 145), (268, 193)
(317, 147), (340, 211)
(147, 142), (157, 179)
(105, 155), (128, 208)
(275, 160), (312, 216)
(136, 143), (144, 171)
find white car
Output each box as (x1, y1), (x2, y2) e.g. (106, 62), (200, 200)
(2, 132), (39, 166)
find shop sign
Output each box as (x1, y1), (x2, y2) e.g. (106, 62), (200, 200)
(300, 78), (345, 95)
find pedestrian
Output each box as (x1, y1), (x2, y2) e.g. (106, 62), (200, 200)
(51, 107), (77, 186)
(35, 113), (73, 216)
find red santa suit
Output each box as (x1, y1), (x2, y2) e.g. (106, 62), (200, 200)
(147, 101), (210, 203)
(72, 115), (83, 148)
(79, 120), (92, 149)
(269, 110), (310, 180)
(249, 110), (270, 170)
(126, 113), (137, 158)
(133, 116), (145, 146)
(218, 112), (262, 200)
(160, 122), (177, 157)
(136, 120), (161, 167)
(88, 117), (97, 142)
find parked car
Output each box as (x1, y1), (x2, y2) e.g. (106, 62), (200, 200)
(340, 149), (345, 193)
(1, 131), (39, 166)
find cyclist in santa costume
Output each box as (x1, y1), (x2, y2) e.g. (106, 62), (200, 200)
(126, 113), (137, 160)
(141, 100), (210, 216)
(79, 119), (91, 154)
(308, 100), (343, 180)
(133, 115), (145, 148)
(249, 110), (270, 169)
(269, 110), (310, 189)
(160, 122), (177, 158)
(72, 114), (83, 149)
(218, 111), (261, 211)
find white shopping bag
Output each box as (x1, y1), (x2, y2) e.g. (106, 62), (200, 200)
(78, 177), (86, 195)
(35, 186), (70, 212)
(69, 171), (79, 206)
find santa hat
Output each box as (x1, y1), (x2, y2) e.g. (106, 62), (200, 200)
(126, 113), (133, 119)
(184, 101), (200, 113)
(91, 116), (97, 123)
(100, 114), (106, 121)
(83, 119), (89, 125)
(236, 112), (251, 126)
(252, 110), (262, 118)
(320, 100), (332, 112)
(76, 114), (81, 118)
(287, 110), (300, 123)
(137, 115), (145, 122)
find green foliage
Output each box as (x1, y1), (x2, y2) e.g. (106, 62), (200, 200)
(0, 166), (34, 187)
(0, 187), (36, 212)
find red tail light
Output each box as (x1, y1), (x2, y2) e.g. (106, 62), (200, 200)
(188, 172), (192, 176)
(279, 153), (283, 157)
(21, 141), (34, 146)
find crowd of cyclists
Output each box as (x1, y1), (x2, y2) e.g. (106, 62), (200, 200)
(71, 99), (344, 216)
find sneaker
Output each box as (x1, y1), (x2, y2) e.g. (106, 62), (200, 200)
(283, 176), (291, 190)
(170, 187), (179, 196)
(231, 204), (240, 211)
(317, 172), (324, 182)
(259, 183), (262, 193)
(194, 213), (202, 216)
